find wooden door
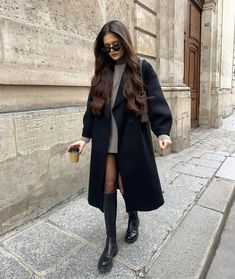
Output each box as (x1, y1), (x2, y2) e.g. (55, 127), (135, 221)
(184, 0), (202, 128)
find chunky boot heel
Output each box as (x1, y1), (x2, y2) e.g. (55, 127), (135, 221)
(98, 192), (118, 273)
(124, 211), (139, 244)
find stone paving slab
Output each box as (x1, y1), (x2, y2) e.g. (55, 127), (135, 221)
(166, 147), (206, 163)
(44, 244), (136, 279)
(172, 162), (217, 178)
(188, 158), (223, 168)
(219, 112), (235, 131)
(200, 153), (226, 162)
(146, 205), (224, 279)
(48, 194), (127, 245)
(216, 157), (235, 181)
(3, 222), (81, 273)
(112, 218), (169, 269)
(141, 203), (188, 230)
(169, 173), (208, 193)
(206, 200), (235, 279)
(23, 275), (39, 279)
(197, 178), (235, 213)
(192, 129), (235, 153)
(189, 128), (214, 145)
(0, 247), (36, 279)
(157, 168), (179, 187)
(201, 150), (230, 157)
(155, 156), (179, 169)
(163, 187), (198, 210)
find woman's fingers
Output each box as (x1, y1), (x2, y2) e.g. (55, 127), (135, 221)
(68, 143), (78, 152)
(67, 140), (86, 153)
(159, 139), (172, 150)
(78, 143), (85, 154)
(159, 140), (165, 149)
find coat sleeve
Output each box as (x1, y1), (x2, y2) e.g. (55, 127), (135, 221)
(81, 92), (94, 138)
(142, 59), (172, 137)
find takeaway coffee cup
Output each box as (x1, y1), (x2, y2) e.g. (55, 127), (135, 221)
(68, 146), (80, 163)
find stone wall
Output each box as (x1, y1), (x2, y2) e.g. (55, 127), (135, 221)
(134, 0), (190, 152)
(156, 0), (191, 151)
(0, 107), (91, 234)
(0, 0), (135, 235)
(232, 17), (235, 106)
(200, 0), (220, 127)
(200, 0), (235, 128)
(220, 0), (235, 117)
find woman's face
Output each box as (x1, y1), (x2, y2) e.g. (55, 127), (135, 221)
(103, 32), (125, 61)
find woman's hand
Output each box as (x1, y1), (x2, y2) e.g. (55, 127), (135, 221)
(159, 138), (172, 150)
(68, 140), (87, 154)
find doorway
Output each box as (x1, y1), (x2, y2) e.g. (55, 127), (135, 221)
(184, 0), (202, 128)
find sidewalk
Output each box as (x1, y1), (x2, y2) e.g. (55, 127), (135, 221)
(206, 198), (235, 279)
(0, 113), (235, 279)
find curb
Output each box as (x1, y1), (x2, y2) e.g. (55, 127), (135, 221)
(145, 178), (235, 279)
(198, 179), (235, 279)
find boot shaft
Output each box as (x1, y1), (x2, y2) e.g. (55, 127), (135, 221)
(128, 211), (138, 221)
(103, 192), (117, 239)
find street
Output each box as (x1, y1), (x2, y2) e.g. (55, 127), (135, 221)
(0, 112), (235, 279)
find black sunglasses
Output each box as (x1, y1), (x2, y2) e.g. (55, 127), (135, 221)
(101, 42), (122, 53)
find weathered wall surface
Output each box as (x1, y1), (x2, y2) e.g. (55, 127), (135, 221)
(135, 0), (191, 152)
(156, 0), (191, 151)
(0, 0), (135, 235)
(200, 0), (219, 127)
(200, 0), (235, 128)
(0, 107), (91, 234)
(233, 20), (235, 106)
(220, 0), (235, 117)
(0, 1), (98, 86)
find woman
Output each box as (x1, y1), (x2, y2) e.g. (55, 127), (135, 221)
(68, 20), (172, 273)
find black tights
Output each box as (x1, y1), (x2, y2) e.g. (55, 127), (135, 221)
(104, 153), (124, 194)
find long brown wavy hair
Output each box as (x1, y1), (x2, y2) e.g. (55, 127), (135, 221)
(90, 20), (144, 115)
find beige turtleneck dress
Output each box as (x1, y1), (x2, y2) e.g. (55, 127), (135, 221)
(81, 61), (126, 154)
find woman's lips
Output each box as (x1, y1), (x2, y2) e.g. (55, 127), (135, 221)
(111, 53), (118, 57)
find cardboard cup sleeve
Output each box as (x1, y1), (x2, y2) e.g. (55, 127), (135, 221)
(68, 146), (80, 163)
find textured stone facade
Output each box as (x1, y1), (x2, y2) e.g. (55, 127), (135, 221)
(233, 19), (235, 104)
(0, 107), (92, 234)
(200, 0), (235, 127)
(156, 0), (191, 151)
(0, 0), (235, 235)
(0, 0), (137, 236)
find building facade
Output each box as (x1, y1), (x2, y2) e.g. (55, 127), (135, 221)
(0, 0), (235, 235)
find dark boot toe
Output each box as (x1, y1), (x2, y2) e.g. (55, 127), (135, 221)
(98, 244), (118, 272)
(125, 229), (139, 243)
(98, 235), (118, 272)
(98, 256), (112, 272)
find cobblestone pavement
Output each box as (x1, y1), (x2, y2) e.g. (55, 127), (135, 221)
(0, 112), (235, 279)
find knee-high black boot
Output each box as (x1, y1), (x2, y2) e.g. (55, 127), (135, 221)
(124, 211), (139, 243)
(98, 192), (118, 272)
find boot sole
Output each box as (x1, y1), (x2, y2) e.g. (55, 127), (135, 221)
(98, 248), (118, 273)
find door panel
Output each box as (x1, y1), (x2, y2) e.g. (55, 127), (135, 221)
(184, 0), (201, 128)
(190, 3), (201, 40)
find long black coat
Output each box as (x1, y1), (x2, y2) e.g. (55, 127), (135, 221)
(82, 59), (172, 212)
